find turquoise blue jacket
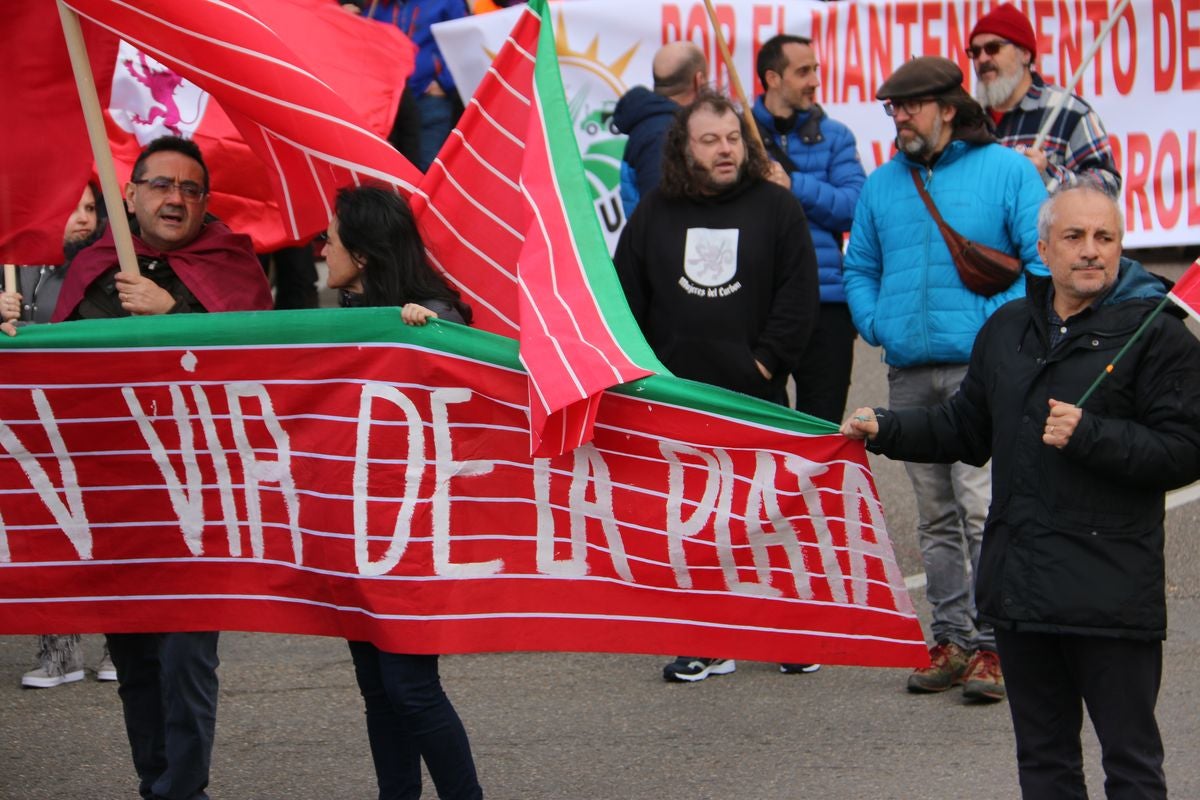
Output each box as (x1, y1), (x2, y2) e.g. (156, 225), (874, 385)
(842, 139), (1048, 368)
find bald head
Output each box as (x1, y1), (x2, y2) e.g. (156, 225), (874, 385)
(652, 42), (708, 104)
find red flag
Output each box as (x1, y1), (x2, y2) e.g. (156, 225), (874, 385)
(1, 0), (420, 262)
(1168, 259), (1200, 324)
(0, 2), (97, 265)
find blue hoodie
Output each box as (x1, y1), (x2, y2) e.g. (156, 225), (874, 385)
(612, 87), (679, 216)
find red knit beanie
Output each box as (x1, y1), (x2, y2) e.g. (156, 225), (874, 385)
(969, 4), (1037, 60)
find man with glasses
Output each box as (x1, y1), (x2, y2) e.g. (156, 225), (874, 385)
(751, 34), (865, 435)
(968, 3), (1120, 195)
(51, 135), (271, 800)
(842, 57), (1047, 703)
(53, 135), (271, 322)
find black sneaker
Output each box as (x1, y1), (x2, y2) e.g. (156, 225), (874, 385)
(779, 663), (821, 674)
(662, 657), (736, 683)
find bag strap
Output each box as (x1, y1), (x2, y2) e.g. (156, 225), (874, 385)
(756, 118), (801, 174)
(909, 168), (962, 246)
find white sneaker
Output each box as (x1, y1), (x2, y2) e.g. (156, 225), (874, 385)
(95, 654), (118, 682)
(22, 666), (85, 689)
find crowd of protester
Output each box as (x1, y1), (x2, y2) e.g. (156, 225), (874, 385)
(6, 4), (1190, 800)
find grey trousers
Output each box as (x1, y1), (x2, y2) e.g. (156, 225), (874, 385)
(888, 363), (994, 651)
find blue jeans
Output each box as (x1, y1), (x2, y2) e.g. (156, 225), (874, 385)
(348, 642), (482, 800)
(415, 92), (456, 173)
(887, 363), (994, 652)
(106, 632), (220, 800)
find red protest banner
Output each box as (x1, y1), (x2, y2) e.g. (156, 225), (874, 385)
(0, 310), (926, 668)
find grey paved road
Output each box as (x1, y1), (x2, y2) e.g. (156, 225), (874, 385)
(2, 259), (1197, 800)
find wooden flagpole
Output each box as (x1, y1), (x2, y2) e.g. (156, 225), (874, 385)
(56, 1), (140, 277)
(701, 0), (766, 151)
(1032, 0), (1132, 151)
(3, 265), (15, 294)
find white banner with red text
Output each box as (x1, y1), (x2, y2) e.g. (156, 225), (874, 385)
(436, 0), (1200, 249)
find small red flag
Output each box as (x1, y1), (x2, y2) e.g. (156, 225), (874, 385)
(1168, 259), (1200, 324)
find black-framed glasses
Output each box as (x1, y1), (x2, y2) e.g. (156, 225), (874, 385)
(882, 97), (935, 118)
(131, 177), (207, 201)
(966, 39), (1012, 59)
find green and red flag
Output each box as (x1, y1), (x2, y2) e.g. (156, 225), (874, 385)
(414, 0), (659, 456)
(1167, 258), (1200, 323)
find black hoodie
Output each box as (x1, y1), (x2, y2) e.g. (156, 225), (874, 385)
(613, 176), (818, 403)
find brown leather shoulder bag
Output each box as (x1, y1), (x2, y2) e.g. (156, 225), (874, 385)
(909, 168), (1022, 298)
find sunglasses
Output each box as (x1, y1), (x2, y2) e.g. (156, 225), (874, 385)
(966, 40), (1012, 59)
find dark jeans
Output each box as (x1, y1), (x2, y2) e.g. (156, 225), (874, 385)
(348, 642), (482, 800)
(995, 628), (1166, 800)
(791, 302), (856, 423)
(106, 632), (220, 800)
(414, 92), (459, 173)
(388, 87), (422, 166)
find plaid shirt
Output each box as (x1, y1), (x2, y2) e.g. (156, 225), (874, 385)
(993, 72), (1121, 196)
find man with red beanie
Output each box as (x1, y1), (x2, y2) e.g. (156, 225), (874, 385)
(968, 3), (1120, 195)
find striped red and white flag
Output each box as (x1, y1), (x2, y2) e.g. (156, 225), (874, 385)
(414, 0), (662, 456)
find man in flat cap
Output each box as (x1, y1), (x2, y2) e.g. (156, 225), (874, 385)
(969, 3), (1120, 194)
(842, 56), (1048, 703)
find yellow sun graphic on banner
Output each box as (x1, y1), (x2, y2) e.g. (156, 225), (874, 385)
(549, 12), (641, 250)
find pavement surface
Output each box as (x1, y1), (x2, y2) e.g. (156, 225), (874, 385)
(2, 257), (1198, 800)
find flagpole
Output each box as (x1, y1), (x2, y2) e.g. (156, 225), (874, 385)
(701, 0), (766, 151)
(56, 1), (140, 277)
(1075, 294), (1171, 406)
(1032, 0), (1132, 151)
(3, 265), (15, 294)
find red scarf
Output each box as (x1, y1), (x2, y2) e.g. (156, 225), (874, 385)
(52, 221), (273, 322)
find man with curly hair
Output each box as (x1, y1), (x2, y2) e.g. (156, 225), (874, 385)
(613, 90), (820, 683)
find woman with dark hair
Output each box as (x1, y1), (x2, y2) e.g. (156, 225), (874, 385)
(324, 184), (472, 327)
(320, 184), (482, 800)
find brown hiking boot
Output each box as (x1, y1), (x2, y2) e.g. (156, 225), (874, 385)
(907, 641), (969, 693)
(962, 648), (1006, 703)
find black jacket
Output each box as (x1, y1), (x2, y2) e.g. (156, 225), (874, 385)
(870, 259), (1200, 639)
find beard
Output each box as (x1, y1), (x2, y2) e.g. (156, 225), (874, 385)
(898, 114), (944, 161)
(686, 151), (745, 195)
(975, 63), (1025, 109)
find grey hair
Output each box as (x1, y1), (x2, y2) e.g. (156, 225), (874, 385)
(1036, 182), (1125, 242)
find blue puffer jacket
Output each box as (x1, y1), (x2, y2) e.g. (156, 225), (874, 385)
(613, 87), (679, 216)
(367, 0), (468, 95)
(843, 139), (1048, 368)
(751, 98), (865, 304)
